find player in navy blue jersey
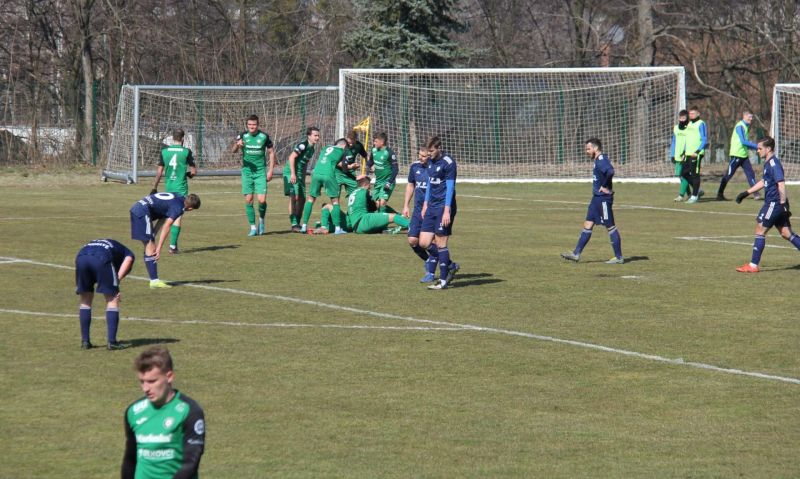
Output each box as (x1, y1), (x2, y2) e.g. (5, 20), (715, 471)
(130, 192), (201, 288)
(75, 239), (135, 350)
(734, 136), (800, 272)
(419, 136), (460, 290)
(403, 146), (437, 282)
(561, 138), (624, 264)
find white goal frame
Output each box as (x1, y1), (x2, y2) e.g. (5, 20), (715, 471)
(338, 67), (685, 182)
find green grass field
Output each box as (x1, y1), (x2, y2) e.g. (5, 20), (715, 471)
(1, 174), (799, 478)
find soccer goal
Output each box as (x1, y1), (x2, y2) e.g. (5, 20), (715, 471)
(339, 68), (685, 181)
(771, 84), (800, 180)
(105, 85), (339, 183)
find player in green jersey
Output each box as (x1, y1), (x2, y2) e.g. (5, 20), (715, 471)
(284, 127), (320, 231)
(151, 129), (197, 254)
(301, 138), (348, 234)
(367, 132), (399, 212)
(312, 175), (409, 234)
(335, 130), (366, 197)
(232, 114), (276, 236)
(122, 347), (205, 479)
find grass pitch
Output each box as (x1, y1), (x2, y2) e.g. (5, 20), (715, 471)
(1, 174), (798, 478)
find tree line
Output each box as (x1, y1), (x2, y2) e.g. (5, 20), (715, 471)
(1, 0), (797, 165)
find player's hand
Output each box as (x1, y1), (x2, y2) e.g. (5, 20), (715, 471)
(782, 202), (792, 218)
(113, 292), (122, 303)
(735, 191), (749, 204)
(670, 157), (675, 164)
(236, 138), (243, 147)
(267, 170), (274, 182)
(290, 173), (297, 184)
(383, 183), (392, 192)
(442, 208), (451, 227)
(420, 204), (427, 218)
(402, 206), (410, 218)
(150, 188), (158, 195)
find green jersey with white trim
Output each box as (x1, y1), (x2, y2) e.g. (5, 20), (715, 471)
(283, 140), (316, 178)
(237, 130), (273, 170)
(123, 391), (205, 479)
(346, 187), (370, 229)
(159, 145), (195, 194)
(312, 145), (345, 179)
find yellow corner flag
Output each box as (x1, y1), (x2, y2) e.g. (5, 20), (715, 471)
(352, 117), (371, 175)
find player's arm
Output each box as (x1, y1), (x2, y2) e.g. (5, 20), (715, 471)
(366, 150), (374, 172)
(231, 133), (244, 153)
(118, 255), (135, 282)
(737, 126), (758, 150)
(154, 217), (176, 260)
(402, 167), (415, 217)
(152, 156), (165, 194)
(669, 132), (677, 162)
(187, 149), (197, 178)
(442, 158), (457, 226)
(266, 146), (276, 181)
(698, 122), (708, 153)
(288, 151), (299, 184)
(384, 149), (399, 191)
(173, 402), (205, 479)
(121, 414), (137, 479)
(736, 179), (765, 203)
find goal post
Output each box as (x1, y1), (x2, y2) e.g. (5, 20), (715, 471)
(338, 67), (685, 181)
(771, 84), (800, 180)
(105, 85), (339, 183)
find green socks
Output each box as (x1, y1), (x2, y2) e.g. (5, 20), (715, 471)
(258, 202), (267, 219)
(393, 214), (410, 228)
(332, 204), (341, 228)
(245, 203), (256, 225)
(301, 201), (313, 226)
(679, 177), (689, 196)
(169, 225), (181, 248)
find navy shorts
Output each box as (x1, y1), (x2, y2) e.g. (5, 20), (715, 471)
(130, 209), (154, 242)
(421, 204), (457, 236)
(757, 201), (791, 229)
(75, 254), (119, 295)
(585, 195), (615, 227)
(408, 206), (423, 238)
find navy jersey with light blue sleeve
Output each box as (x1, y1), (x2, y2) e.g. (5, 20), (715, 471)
(592, 153), (614, 196)
(424, 152), (457, 208)
(762, 155), (785, 203)
(77, 239), (135, 267)
(131, 193), (186, 220)
(408, 161), (429, 210)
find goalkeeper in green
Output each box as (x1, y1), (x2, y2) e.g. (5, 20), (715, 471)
(367, 132), (398, 212)
(313, 175), (409, 234)
(232, 114), (276, 236)
(151, 128), (197, 254)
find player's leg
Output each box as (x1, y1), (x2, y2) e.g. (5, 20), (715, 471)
(689, 155), (703, 202)
(95, 267), (126, 349)
(674, 161), (688, 201)
(78, 292), (94, 348)
(600, 198), (623, 263)
(563, 200), (597, 262)
(325, 179), (347, 235)
(355, 212), (391, 234)
(242, 169), (258, 235)
(169, 215), (182, 254)
(254, 170), (268, 235)
(256, 193), (267, 235)
(740, 158), (759, 196)
(717, 157), (741, 200)
(75, 255), (95, 349)
(738, 207), (773, 272)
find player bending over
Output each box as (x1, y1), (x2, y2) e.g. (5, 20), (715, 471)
(301, 138), (349, 234)
(151, 128), (197, 253)
(734, 136), (800, 272)
(313, 175), (409, 234)
(129, 192), (201, 288)
(561, 138), (624, 264)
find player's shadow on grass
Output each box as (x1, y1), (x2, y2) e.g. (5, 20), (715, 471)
(582, 255), (649, 264)
(263, 230), (296, 236)
(181, 244), (240, 254)
(770, 263), (800, 271)
(126, 338), (180, 348)
(449, 273), (504, 289)
(167, 279), (241, 286)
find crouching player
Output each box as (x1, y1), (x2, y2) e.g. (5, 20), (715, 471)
(403, 146), (437, 282)
(130, 192), (201, 288)
(419, 136), (460, 290)
(75, 239), (135, 350)
(734, 136), (800, 272)
(561, 138), (624, 264)
(314, 175), (409, 234)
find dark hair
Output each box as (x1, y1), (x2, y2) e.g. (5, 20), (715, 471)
(247, 114), (259, 123)
(134, 346), (174, 373)
(586, 138), (602, 150)
(357, 175), (371, 185)
(306, 126), (319, 136)
(758, 136), (775, 150)
(346, 130), (357, 141)
(376, 132), (388, 142)
(185, 193), (201, 209)
(426, 136), (442, 149)
(689, 106), (701, 112)
(742, 110), (753, 116)
(678, 109), (689, 117)
(335, 138), (348, 147)
(172, 128), (185, 141)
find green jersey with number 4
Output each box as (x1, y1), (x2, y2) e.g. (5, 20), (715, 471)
(159, 146), (195, 195)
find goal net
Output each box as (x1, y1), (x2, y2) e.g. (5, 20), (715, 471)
(105, 85), (339, 183)
(338, 68), (685, 180)
(771, 84), (800, 180)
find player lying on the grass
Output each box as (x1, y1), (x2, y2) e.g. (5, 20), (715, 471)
(151, 128), (197, 254)
(75, 239), (135, 350)
(129, 192), (201, 288)
(561, 138), (624, 264)
(367, 132), (398, 212)
(419, 136), (460, 290)
(122, 347), (205, 479)
(300, 138), (349, 234)
(232, 114), (276, 236)
(717, 110), (759, 201)
(284, 127), (320, 232)
(311, 175), (409, 234)
(336, 130), (367, 196)
(734, 136), (800, 273)
(403, 146), (438, 282)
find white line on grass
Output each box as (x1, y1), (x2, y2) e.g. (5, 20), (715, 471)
(460, 194), (755, 217)
(0, 308), (466, 332)
(2, 255), (799, 386)
(675, 236), (794, 249)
